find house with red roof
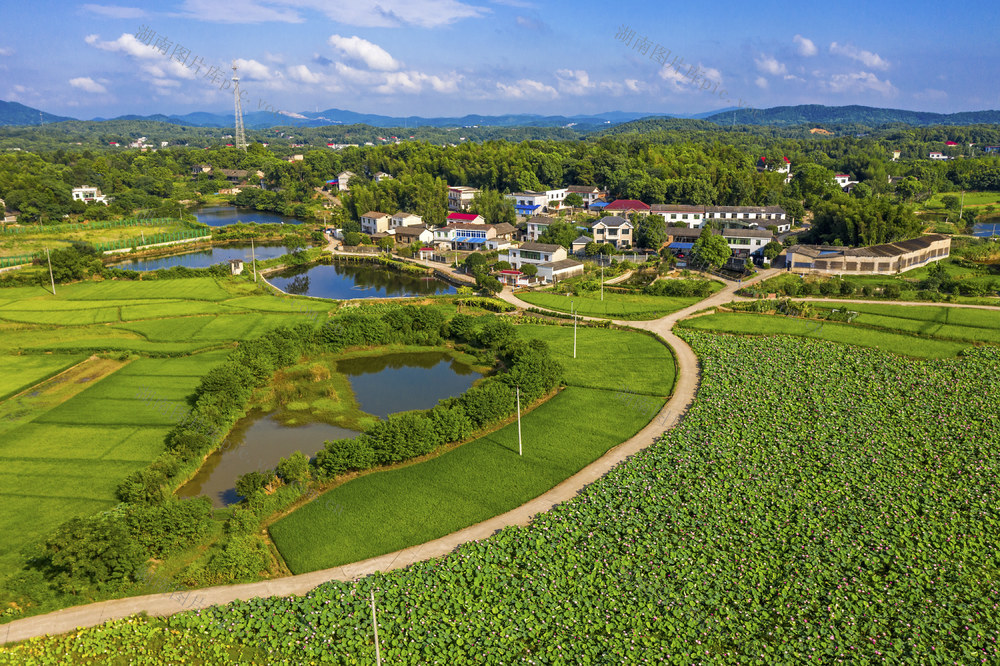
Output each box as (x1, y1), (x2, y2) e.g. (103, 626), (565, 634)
(603, 199), (651, 215)
(945, 141), (959, 147)
(446, 212), (485, 225)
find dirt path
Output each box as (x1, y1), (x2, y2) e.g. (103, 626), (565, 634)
(0, 268), (777, 646)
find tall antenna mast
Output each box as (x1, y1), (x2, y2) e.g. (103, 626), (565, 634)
(232, 61), (247, 150)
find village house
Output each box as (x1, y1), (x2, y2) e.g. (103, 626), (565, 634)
(703, 206), (790, 232)
(571, 235), (592, 256)
(360, 211), (391, 235)
(448, 186), (479, 211)
(651, 204), (706, 229)
(446, 212), (485, 225)
(390, 212), (423, 229)
(506, 191), (548, 217)
(565, 185), (608, 208)
(191, 164), (212, 175)
(336, 171), (355, 192)
(491, 222), (518, 241)
(499, 242), (582, 284)
(592, 216), (634, 249)
(392, 225), (434, 245)
(720, 228), (774, 258)
(374, 171), (393, 183)
(433, 222), (497, 250)
(71, 186), (110, 205)
(603, 199), (651, 216)
(786, 234), (951, 276)
(525, 215), (555, 241)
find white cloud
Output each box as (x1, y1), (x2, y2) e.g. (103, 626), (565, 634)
(85, 32), (198, 86)
(659, 62), (722, 94)
(0, 47), (13, 56)
(495, 78), (558, 100)
(793, 34), (817, 56)
(69, 76), (108, 93)
(328, 35), (400, 71)
(829, 42), (890, 70)
(827, 71), (897, 96)
(555, 69), (592, 95)
(755, 76), (768, 89)
(176, 0), (486, 27)
(174, 0), (303, 23)
(287, 64), (323, 84)
(755, 54), (786, 76)
(82, 4), (145, 18)
(234, 58), (272, 80)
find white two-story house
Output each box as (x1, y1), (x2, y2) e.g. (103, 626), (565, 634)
(592, 216), (634, 249)
(360, 211), (391, 235)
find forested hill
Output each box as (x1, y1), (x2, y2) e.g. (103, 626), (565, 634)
(0, 101), (75, 126)
(706, 105), (1000, 127)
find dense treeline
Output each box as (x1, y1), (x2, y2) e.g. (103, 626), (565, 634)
(3, 120), (999, 244)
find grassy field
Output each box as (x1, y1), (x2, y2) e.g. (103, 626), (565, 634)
(270, 385), (663, 573)
(0, 351), (230, 573)
(0, 355), (84, 401)
(920, 191), (1000, 210)
(517, 286), (720, 320)
(680, 311), (972, 358)
(0, 222), (188, 258)
(269, 324), (674, 573)
(516, 322), (675, 395)
(0, 279), (334, 356)
(807, 302), (1000, 344)
(0, 276), (342, 578)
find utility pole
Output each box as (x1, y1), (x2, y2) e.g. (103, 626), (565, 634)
(516, 385), (522, 456)
(960, 190), (966, 224)
(370, 591), (382, 666)
(600, 258), (604, 301)
(251, 237), (257, 282)
(572, 301), (577, 359)
(45, 248), (56, 295)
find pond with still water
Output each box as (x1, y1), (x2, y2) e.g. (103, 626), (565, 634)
(193, 205), (303, 227)
(268, 262), (456, 299)
(177, 351), (482, 506)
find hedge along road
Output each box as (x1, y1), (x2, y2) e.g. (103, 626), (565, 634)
(0, 269), (778, 647)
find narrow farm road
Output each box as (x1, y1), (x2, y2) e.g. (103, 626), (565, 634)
(0, 269), (776, 647)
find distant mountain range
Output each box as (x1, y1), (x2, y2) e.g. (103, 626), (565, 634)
(89, 108), (702, 130)
(2, 100), (998, 130)
(704, 104), (1000, 127)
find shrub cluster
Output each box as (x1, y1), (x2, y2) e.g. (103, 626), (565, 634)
(642, 278), (716, 297)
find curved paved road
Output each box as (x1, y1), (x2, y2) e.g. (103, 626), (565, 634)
(0, 268), (777, 647)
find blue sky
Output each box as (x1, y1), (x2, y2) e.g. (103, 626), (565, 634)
(2, 0), (998, 119)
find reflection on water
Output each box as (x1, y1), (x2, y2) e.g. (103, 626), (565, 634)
(177, 351), (482, 506)
(177, 412), (358, 508)
(338, 351), (481, 419)
(268, 262), (456, 299)
(110, 244), (291, 271)
(193, 205), (303, 227)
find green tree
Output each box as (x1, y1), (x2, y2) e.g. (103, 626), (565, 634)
(376, 236), (395, 251)
(563, 192), (584, 208)
(521, 264), (538, 278)
(538, 220), (578, 248)
(635, 214), (667, 249)
(941, 195), (961, 213)
(40, 516), (145, 593)
(469, 189), (516, 225)
(763, 241), (783, 261)
(692, 230), (732, 269)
